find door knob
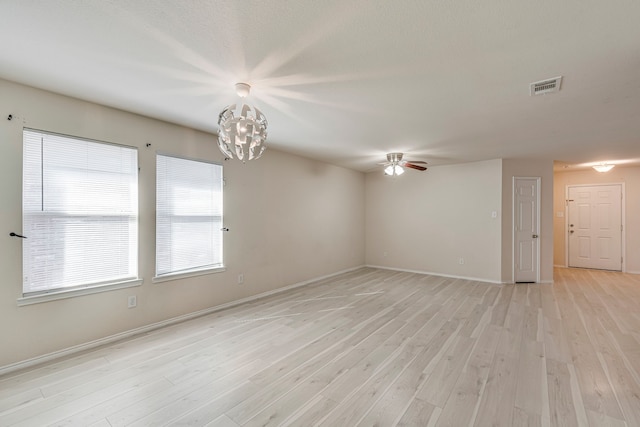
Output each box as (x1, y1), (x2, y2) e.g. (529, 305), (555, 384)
(532, 234), (539, 238)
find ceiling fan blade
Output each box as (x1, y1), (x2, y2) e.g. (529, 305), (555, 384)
(404, 162), (427, 171)
(404, 160), (427, 164)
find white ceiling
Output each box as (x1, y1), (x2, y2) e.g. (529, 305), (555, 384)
(1, 0), (639, 172)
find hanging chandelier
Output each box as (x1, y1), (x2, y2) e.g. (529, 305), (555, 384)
(217, 83), (268, 162)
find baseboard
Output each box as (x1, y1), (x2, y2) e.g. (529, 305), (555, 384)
(0, 265), (365, 377)
(365, 264), (506, 284)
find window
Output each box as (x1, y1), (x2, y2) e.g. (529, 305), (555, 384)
(155, 154), (223, 278)
(22, 129), (139, 296)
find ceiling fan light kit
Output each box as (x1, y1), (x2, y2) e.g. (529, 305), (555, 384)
(384, 164), (404, 176)
(217, 83), (268, 162)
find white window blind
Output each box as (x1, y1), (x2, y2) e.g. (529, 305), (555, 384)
(22, 129), (139, 295)
(156, 154), (223, 277)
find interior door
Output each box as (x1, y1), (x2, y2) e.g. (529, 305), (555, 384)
(568, 185), (622, 271)
(514, 177), (540, 283)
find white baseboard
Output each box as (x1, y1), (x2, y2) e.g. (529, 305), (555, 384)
(365, 264), (506, 284)
(0, 265), (365, 377)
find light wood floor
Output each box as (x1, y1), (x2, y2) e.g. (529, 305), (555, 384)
(2, 267), (640, 426)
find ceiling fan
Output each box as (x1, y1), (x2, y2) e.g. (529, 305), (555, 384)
(380, 153), (427, 176)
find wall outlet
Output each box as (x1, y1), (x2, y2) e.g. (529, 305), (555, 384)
(459, 258), (465, 265)
(383, 251), (387, 257)
(127, 295), (137, 308)
(238, 273), (244, 284)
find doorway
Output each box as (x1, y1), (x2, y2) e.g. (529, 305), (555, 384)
(567, 184), (623, 271)
(514, 177), (540, 283)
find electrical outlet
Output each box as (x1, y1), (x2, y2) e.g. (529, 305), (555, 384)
(127, 295), (137, 308)
(238, 273), (244, 284)
(459, 258), (465, 265)
(383, 251), (387, 257)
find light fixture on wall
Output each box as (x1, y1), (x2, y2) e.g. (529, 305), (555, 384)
(217, 83), (268, 162)
(593, 163), (614, 173)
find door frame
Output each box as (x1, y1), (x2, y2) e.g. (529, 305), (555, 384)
(513, 177), (541, 283)
(564, 182), (626, 272)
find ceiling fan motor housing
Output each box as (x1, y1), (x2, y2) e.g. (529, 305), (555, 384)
(387, 152), (403, 163)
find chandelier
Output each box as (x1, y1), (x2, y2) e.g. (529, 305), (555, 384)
(217, 83), (268, 162)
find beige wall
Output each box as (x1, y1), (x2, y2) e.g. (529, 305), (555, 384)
(0, 79), (366, 368)
(554, 166), (640, 273)
(501, 159), (555, 283)
(365, 159), (503, 283)
(0, 77), (564, 369)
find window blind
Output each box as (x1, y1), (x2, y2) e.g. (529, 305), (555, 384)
(156, 154), (223, 276)
(22, 129), (138, 295)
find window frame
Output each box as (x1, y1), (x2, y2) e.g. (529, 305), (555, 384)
(19, 128), (142, 305)
(153, 152), (225, 283)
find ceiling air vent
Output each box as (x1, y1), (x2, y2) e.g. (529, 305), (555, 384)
(530, 76), (562, 96)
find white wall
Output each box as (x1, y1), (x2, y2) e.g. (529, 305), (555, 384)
(0, 79), (366, 368)
(365, 159), (503, 283)
(554, 166), (640, 273)
(501, 159), (555, 283)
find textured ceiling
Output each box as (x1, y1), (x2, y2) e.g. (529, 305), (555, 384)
(1, 0), (639, 172)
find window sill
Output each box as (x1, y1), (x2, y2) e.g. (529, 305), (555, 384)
(152, 266), (226, 284)
(17, 278), (143, 306)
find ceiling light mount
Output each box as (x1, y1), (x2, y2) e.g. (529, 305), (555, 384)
(217, 82), (268, 162)
(235, 82), (251, 98)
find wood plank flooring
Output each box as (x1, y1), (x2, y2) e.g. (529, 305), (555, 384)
(2, 267), (640, 426)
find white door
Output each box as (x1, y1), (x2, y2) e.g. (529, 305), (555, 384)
(514, 177), (540, 283)
(567, 185), (622, 271)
